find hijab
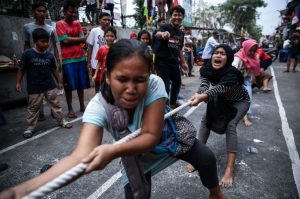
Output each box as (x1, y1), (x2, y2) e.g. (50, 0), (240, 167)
(235, 39), (260, 76)
(200, 44), (243, 86)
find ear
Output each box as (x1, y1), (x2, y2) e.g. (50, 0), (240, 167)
(105, 70), (110, 85)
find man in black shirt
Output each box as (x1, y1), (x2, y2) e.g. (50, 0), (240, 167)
(152, 5), (188, 109)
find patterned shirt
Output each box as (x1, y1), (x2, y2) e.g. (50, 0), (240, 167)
(197, 76), (250, 103)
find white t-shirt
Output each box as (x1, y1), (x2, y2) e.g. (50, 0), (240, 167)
(106, 0), (114, 4)
(86, 27), (106, 69)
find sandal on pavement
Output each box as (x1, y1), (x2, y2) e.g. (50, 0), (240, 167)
(67, 112), (77, 119)
(23, 130), (33, 138)
(60, 120), (72, 129)
(262, 87), (272, 92)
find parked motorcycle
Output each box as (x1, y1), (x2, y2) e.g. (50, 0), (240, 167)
(194, 47), (204, 66)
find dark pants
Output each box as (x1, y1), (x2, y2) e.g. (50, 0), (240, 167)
(105, 3), (114, 26)
(155, 60), (182, 105)
(124, 139), (219, 198)
(260, 58), (272, 71)
(85, 3), (97, 24)
(199, 100), (250, 153)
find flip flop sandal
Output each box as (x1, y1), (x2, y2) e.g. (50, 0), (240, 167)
(61, 121), (72, 129)
(262, 88), (272, 92)
(67, 113), (77, 119)
(23, 130), (33, 138)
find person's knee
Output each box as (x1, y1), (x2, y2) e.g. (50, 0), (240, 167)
(198, 146), (216, 168)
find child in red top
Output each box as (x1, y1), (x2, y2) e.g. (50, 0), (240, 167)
(93, 27), (117, 92)
(254, 48), (273, 92)
(256, 48), (272, 71)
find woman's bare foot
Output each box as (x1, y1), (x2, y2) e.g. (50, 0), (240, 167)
(243, 116), (252, 127)
(219, 167), (234, 188)
(186, 164), (196, 173)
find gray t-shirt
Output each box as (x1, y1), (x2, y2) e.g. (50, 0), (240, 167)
(23, 22), (57, 53)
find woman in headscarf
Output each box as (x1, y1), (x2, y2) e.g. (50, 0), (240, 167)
(187, 44), (250, 188)
(232, 39), (260, 126)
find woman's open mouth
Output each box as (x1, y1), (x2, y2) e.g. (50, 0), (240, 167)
(213, 59), (222, 66)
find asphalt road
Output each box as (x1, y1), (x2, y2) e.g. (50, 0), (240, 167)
(0, 60), (299, 199)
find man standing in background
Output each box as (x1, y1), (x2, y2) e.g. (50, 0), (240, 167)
(202, 30), (219, 66)
(102, 0), (114, 26)
(56, 0), (90, 119)
(86, 12), (111, 93)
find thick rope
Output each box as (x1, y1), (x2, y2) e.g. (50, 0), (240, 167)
(23, 101), (198, 199)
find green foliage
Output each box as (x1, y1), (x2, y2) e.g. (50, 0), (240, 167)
(134, 0), (147, 30)
(219, 0), (266, 37)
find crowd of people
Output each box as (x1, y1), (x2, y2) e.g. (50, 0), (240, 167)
(0, 0), (285, 198)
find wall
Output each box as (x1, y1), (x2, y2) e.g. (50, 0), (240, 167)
(0, 15), (33, 59)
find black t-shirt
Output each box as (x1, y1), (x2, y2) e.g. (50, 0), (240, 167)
(20, 49), (57, 94)
(152, 23), (184, 64)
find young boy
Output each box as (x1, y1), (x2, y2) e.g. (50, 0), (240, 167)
(86, 12), (111, 93)
(16, 28), (72, 139)
(93, 27), (117, 89)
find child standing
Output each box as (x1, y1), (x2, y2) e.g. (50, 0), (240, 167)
(92, 27), (117, 90)
(137, 30), (156, 73)
(16, 28), (72, 138)
(183, 38), (194, 77)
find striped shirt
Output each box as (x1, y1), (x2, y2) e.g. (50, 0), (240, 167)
(197, 76), (250, 103)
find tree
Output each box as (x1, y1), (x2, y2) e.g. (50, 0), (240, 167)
(134, 0), (147, 30)
(219, 0), (266, 39)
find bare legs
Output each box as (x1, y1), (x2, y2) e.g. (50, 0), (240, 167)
(243, 114), (252, 126)
(285, 58), (297, 72)
(65, 89), (85, 118)
(77, 89), (85, 112)
(219, 152), (236, 188)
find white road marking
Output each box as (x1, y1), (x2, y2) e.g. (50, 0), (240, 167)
(86, 170), (122, 199)
(0, 117), (82, 155)
(271, 66), (300, 196)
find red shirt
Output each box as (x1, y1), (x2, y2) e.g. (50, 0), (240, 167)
(56, 19), (85, 64)
(95, 45), (109, 81)
(257, 48), (271, 61)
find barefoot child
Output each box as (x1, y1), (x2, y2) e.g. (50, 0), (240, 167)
(2, 39), (226, 199)
(16, 28), (72, 138)
(187, 44), (250, 188)
(92, 26), (117, 91)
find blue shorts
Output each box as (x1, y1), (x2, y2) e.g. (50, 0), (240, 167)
(288, 53), (300, 59)
(63, 61), (90, 91)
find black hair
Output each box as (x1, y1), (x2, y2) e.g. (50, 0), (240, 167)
(99, 12), (111, 19)
(157, 18), (165, 23)
(104, 26), (117, 37)
(100, 39), (152, 104)
(169, 5), (185, 16)
(32, 2), (47, 10)
(137, 30), (152, 45)
(213, 44), (234, 66)
(63, 0), (78, 12)
(32, 28), (50, 42)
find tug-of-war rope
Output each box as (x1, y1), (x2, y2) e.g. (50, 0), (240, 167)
(23, 101), (202, 199)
